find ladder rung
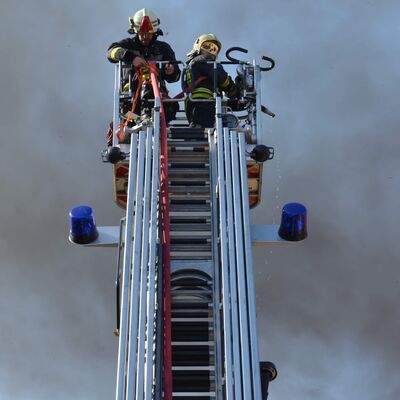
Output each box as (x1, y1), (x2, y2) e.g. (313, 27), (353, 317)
(168, 153), (209, 160)
(169, 161), (209, 168)
(169, 187), (210, 194)
(172, 318), (213, 322)
(171, 252), (212, 259)
(171, 254), (212, 260)
(170, 211), (211, 217)
(169, 153), (208, 159)
(168, 140), (209, 148)
(169, 205), (211, 212)
(170, 232), (211, 238)
(173, 357), (214, 367)
(170, 224), (212, 231)
(172, 341), (214, 346)
(171, 244), (211, 250)
(170, 198), (210, 204)
(170, 217), (211, 223)
(169, 170), (209, 176)
(170, 241), (211, 247)
(172, 290), (212, 296)
(171, 277), (212, 286)
(169, 126), (207, 134)
(172, 366), (215, 371)
(172, 311), (212, 318)
(171, 238), (211, 244)
(172, 286), (212, 292)
(172, 392), (215, 397)
(172, 345), (214, 352)
(169, 165), (209, 171)
(170, 179), (209, 186)
(172, 323), (212, 329)
(168, 132), (207, 140)
(169, 193), (210, 199)
(171, 299), (212, 306)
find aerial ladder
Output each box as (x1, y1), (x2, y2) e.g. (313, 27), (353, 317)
(69, 48), (307, 400)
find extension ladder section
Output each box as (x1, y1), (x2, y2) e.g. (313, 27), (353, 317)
(115, 126), (161, 400)
(168, 126), (217, 399)
(111, 63), (267, 399)
(212, 127), (263, 400)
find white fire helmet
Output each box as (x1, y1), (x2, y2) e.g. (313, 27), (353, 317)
(129, 8), (160, 34)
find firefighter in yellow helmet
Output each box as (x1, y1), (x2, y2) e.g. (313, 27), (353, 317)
(107, 9), (180, 125)
(183, 34), (241, 128)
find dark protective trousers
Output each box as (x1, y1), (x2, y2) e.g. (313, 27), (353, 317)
(186, 101), (215, 127)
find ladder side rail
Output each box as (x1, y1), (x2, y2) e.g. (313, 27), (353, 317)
(144, 100), (161, 400)
(210, 137), (220, 398)
(154, 243), (164, 400)
(238, 133), (262, 400)
(223, 130), (243, 400)
(230, 131), (252, 399)
(253, 62), (262, 144)
(126, 131), (147, 399)
(112, 63), (121, 147)
(213, 97), (224, 399)
(115, 217), (125, 334)
(136, 128), (154, 400)
(216, 127), (234, 400)
(116, 134), (138, 400)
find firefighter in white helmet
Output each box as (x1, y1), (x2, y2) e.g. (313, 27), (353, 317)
(107, 8), (180, 127)
(183, 33), (241, 128)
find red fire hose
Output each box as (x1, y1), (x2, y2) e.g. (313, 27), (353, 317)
(149, 62), (172, 400)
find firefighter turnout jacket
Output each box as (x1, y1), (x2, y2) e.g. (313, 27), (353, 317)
(183, 53), (241, 127)
(107, 35), (181, 84)
(184, 54), (238, 99)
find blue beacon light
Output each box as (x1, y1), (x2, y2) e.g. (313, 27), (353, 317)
(69, 205), (99, 244)
(278, 202), (308, 241)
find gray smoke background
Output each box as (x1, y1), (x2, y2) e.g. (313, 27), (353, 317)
(0, 0), (399, 398)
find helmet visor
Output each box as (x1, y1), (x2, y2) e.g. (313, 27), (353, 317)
(201, 41), (220, 56)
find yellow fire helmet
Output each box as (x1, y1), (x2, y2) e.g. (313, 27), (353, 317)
(187, 33), (222, 58)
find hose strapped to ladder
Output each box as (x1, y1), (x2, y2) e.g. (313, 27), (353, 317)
(114, 64), (159, 141)
(114, 68), (143, 141)
(149, 61), (173, 400)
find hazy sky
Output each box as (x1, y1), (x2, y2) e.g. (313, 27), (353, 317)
(0, 0), (399, 399)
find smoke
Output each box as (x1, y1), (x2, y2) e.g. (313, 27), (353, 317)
(250, 2), (400, 399)
(0, 0), (399, 398)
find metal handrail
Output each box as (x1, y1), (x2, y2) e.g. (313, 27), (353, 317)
(223, 130), (243, 399)
(115, 134), (137, 400)
(239, 133), (262, 399)
(216, 126), (234, 400)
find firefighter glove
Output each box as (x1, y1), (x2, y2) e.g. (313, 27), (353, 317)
(226, 85), (241, 99)
(118, 49), (135, 63)
(235, 75), (244, 87)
